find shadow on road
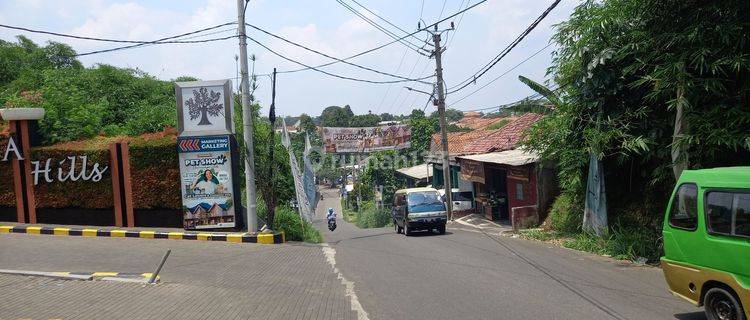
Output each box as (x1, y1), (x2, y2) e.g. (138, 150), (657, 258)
(403, 231), (454, 237)
(674, 311), (705, 320)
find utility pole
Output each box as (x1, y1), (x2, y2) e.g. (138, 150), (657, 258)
(266, 68), (277, 231)
(431, 28), (454, 220)
(237, 0), (257, 232)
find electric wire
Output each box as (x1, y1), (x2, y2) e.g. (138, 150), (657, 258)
(348, 0), (431, 46)
(450, 43), (553, 105)
(335, 0), (430, 56)
(246, 23), (431, 83)
(247, 35), (428, 84)
(447, 0), (561, 94)
(74, 22), (239, 56)
(0, 22), (236, 44)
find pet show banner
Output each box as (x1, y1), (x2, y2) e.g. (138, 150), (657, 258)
(322, 124), (411, 153)
(175, 79), (240, 230)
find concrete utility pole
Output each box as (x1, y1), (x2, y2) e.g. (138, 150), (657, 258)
(237, 0), (257, 232)
(432, 31), (454, 220)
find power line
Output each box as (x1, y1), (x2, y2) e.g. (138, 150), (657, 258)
(261, 0), (488, 77)
(0, 22), (235, 44)
(348, 0), (431, 46)
(450, 43), (552, 105)
(246, 23), (431, 84)
(247, 35), (429, 84)
(74, 22), (238, 56)
(335, 0), (429, 56)
(447, 0), (561, 94)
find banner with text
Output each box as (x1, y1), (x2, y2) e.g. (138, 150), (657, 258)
(177, 135), (236, 229)
(322, 124), (411, 153)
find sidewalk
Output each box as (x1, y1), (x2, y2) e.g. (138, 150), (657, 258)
(448, 214), (513, 235)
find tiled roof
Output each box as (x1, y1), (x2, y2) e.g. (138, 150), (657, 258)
(462, 113), (543, 154)
(430, 113), (543, 156)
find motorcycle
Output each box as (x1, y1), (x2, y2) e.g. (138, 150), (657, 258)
(327, 219), (337, 231)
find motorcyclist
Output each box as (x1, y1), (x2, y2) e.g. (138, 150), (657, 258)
(327, 208), (337, 231)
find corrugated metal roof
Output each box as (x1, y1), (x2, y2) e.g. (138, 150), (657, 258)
(396, 163), (433, 179)
(457, 149), (539, 166)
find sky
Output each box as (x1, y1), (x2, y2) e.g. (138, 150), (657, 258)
(0, 0), (578, 117)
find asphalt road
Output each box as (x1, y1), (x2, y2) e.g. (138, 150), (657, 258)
(314, 187), (704, 320)
(0, 186), (705, 319)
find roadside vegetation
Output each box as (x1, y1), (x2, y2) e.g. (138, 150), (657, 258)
(341, 199), (392, 229)
(258, 199), (322, 243)
(516, 0), (749, 262)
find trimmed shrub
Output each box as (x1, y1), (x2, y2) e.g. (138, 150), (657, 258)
(273, 206), (322, 243)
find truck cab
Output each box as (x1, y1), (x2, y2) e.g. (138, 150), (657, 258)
(661, 167), (750, 320)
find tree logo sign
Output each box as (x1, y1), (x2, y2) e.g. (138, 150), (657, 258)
(175, 79), (234, 137)
(187, 87), (223, 126)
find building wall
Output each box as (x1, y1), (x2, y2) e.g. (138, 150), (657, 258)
(506, 164), (537, 210)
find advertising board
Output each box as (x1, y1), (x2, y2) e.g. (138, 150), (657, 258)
(321, 124), (411, 153)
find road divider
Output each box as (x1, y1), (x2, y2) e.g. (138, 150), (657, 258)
(0, 225), (284, 244)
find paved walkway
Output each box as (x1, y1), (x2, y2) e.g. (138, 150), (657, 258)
(0, 228), (357, 319)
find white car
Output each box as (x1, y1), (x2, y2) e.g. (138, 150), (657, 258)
(438, 188), (474, 211)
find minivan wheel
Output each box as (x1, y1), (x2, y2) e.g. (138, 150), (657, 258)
(705, 287), (745, 320)
(395, 221), (402, 234)
(403, 223), (411, 236)
(438, 224), (446, 235)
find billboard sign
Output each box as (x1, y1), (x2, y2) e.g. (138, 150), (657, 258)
(175, 79), (234, 137)
(177, 135), (236, 229)
(322, 124), (411, 153)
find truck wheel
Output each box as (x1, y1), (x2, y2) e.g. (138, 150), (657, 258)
(705, 287), (745, 320)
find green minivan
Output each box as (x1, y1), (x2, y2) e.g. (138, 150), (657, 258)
(662, 167), (750, 320)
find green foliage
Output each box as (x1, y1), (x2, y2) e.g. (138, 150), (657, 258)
(354, 201), (392, 228)
(350, 113), (381, 127)
(0, 37), (181, 144)
(407, 109), (436, 155)
(429, 108), (464, 122)
(546, 193), (583, 234)
(271, 206), (322, 243)
(320, 105), (354, 127)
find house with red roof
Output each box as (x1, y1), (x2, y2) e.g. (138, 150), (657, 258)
(425, 113), (557, 229)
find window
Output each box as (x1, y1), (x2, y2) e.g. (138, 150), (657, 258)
(516, 183), (524, 200)
(705, 191), (750, 237)
(736, 194), (750, 237)
(706, 192), (733, 234)
(668, 184), (698, 230)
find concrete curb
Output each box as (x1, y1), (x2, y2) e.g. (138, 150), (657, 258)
(0, 225), (285, 244)
(0, 269), (160, 283)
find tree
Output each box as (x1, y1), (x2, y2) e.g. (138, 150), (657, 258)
(350, 113), (380, 127)
(320, 105), (353, 127)
(429, 108), (464, 122)
(380, 113), (395, 121)
(407, 109), (436, 155)
(186, 87), (223, 126)
(298, 113), (317, 134)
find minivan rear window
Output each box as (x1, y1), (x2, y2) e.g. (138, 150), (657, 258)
(668, 184), (698, 230)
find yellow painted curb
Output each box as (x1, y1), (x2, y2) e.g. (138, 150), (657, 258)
(0, 226), (11, 233)
(26, 226), (42, 234)
(139, 231), (155, 239)
(257, 233), (275, 244)
(167, 232), (183, 240)
(110, 230), (127, 237)
(53, 228), (70, 236)
(82, 229), (98, 237)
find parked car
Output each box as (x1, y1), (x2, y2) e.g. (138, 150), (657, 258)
(438, 188), (474, 211)
(661, 167), (749, 320)
(392, 187), (447, 235)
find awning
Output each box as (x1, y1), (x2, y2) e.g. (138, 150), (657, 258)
(396, 163), (433, 180)
(456, 149), (539, 166)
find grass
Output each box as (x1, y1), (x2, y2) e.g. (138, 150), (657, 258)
(341, 199), (392, 229)
(520, 226), (662, 263)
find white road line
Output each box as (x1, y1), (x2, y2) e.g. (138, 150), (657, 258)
(320, 243), (370, 320)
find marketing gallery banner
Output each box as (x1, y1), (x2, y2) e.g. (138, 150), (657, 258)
(175, 79), (240, 230)
(322, 124), (411, 153)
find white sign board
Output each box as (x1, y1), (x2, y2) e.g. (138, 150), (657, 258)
(175, 79), (234, 137)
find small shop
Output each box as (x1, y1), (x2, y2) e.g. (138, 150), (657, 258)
(457, 149), (557, 229)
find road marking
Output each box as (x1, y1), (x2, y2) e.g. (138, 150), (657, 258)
(321, 243), (370, 320)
